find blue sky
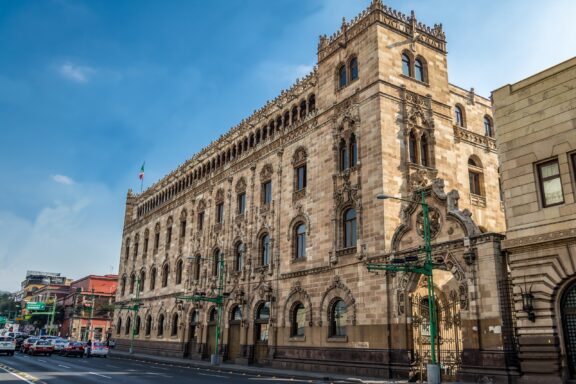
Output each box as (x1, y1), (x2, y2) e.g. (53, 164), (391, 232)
(0, 0), (574, 291)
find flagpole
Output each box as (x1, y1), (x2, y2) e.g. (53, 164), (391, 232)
(139, 162), (145, 193)
(140, 177), (143, 193)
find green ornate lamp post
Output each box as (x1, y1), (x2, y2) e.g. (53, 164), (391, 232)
(367, 190), (442, 384)
(117, 278), (142, 354)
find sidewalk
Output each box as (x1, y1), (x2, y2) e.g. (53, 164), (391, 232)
(109, 350), (408, 383)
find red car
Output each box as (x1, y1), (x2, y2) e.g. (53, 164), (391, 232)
(60, 342), (85, 357)
(20, 337), (39, 354)
(29, 340), (54, 356)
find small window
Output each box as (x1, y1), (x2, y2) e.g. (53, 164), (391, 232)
(150, 268), (156, 290)
(538, 159), (564, 207)
(194, 255), (201, 281)
(338, 64), (347, 88)
(455, 105), (464, 127)
(296, 165), (307, 191)
(209, 307), (218, 322)
(129, 273), (135, 294)
(125, 241), (130, 261)
(145, 315), (152, 336)
(409, 131), (417, 163)
(125, 317), (131, 335)
(256, 302), (270, 342)
(143, 236), (149, 256)
(420, 135), (429, 167)
(261, 234), (270, 266)
(171, 313), (179, 336)
(139, 271), (145, 292)
(197, 211), (204, 231)
(231, 305), (242, 321)
(339, 140), (349, 171)
(295, 223), (306, 259)
(162, 264), (169, 287)
(349, 58), (358, 81)
(262, 181), (272, 204)
(343, 208), (357, 248)
(415, 59), (425, 82)
(330, 300), (347, 337)
(237, 192), (246, 215)
(216, 202), (224, 224)
(402, 53), (411, 76)
(484, 116), (493, 137)
(291, 303), (306, 337)
(175, 259), (183, 285)
(180, 219), (186, 238)
(134, 316), (141, 336)
(468, 157), (484, 197)
(154, 232), (160, 253)
(166, 226), (172, 248)
(120, 275), (126, 296)
(349, 134), (358, 167)
(116, 318), (122, 335)
(157, 314), (165, 336)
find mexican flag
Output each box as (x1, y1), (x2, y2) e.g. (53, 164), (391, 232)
(139, 162), (145, 180)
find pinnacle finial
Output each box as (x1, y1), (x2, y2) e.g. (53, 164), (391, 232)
(341, 16), (347, 30)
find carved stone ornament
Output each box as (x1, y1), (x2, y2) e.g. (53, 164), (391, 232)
(416, 207), (441, 239)
(291, 147), (308, 166)
(409, 168), (436, 190)
(215, 188), (224, 203)
(235, 177), (247, 193)
(260, 164), (274, 181)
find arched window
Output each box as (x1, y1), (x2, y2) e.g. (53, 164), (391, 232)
(120, 275), (126, 296)
(261, 234), (270, 266)
(157, 314), (165, 336)
(231, 305), (242, 321)
(415, 58), (425, 82)
(139, 271), (145, 292)
(175, 259), (183, 285)
(330, 299), (347, 337)
(295, 223), (306, 259)
(162, 264), (169, 288)
(116, 317), (122, 335)
(291, 303), (306, 337)
(145, 315), (152, 336)
(171, 313), (179, 336)
(409, 131), (417, 163)
(235, 242), (244, 272)
(125, 316), (131, 335)
(339, 140), (349, 171)
(125, 238), (130, 261)
(420, 134), (429, 167)
(349, 134), (357, 167)
(255, 302), (270, 342)
(308, 94), (316, 112)
(212, 249), (221, 277)
(343, 208), (357, 248)
(402, 53), (411, 76)
(209, 307), (218, 323)
(338, 64), (347, 88)
(299, 100), (307, 119)
(134, 316), (141, 336)
(468, 157), (484, 196)
(194, 255), (201, 281)
(150, 267), (156, 290)
(349, 57), (358, 81)
(484, 116), (493, 137)
(455, 105), (464, 127)
(129, 273), (135, 294)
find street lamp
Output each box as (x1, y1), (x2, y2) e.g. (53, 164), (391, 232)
(369, 191), (442, 384)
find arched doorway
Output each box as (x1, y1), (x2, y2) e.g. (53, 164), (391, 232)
(227, 305), (242, 362)
(205, 307), (218, 358)
(254, 302), (270, 365)
(186, 310), (199, 358)
(410, 271), (463, 381)
(562, 283), (576, 378)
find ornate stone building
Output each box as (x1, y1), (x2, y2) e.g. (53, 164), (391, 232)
(493, 57), (576, 383)
(115, 1), (516, 382)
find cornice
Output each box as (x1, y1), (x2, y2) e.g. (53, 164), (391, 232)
(453, 125), (497, 153)
(502, 228), (576, 251)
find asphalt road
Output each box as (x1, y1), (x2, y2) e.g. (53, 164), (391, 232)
(0, 352), (337, 384)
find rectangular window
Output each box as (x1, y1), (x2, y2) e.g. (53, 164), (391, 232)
(538, 159), (564, 207)
(469, 171), (481, 196)
(198, 212), (204, 231)
(296, 165), (307, 191)
(237, 193), (246, 215)
(166, 227), (172, 247)
(180, 220), (186, 238)
(154, 233), (160, 253)
(216, 202), (224, 223)
(143, 237), (149, 255)
(262, 181), (272, 204)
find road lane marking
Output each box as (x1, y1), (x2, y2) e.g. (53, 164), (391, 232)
(89, 372), (112, 379)
(57, 364), (71, 368)
(197, 372), (230, 378)
(0, 363), (41, 384)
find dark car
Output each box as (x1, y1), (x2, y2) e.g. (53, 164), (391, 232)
(20, 337), (39, 354)
(14, 334), (29, 349)
(29, 340), (54, 356)
(60, 342), (85, 357)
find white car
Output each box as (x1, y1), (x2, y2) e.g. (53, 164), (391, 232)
(0, 336), (16, 356)
(88, 342), (109, 357)
(49, 338), (68, 352)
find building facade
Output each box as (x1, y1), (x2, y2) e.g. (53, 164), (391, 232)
(493, 57), (576, 384)
(115, 2), (516, 382)
(60, 274), (118, 341)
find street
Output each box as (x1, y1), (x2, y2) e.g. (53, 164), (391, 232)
(0, 353), (342, 384)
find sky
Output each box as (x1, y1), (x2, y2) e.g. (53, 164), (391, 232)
(0, 0), (574, 292)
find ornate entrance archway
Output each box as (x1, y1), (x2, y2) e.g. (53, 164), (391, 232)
(562, 283), (576, 378)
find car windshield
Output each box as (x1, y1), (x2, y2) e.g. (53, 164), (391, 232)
(36, 340), (50, 345)
(93, 342), (106, 347)
(72, 342), (84, 346)
(28, 338), (38, 343)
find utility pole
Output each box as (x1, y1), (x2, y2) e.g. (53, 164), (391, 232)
(84, 288), (95, 341)
(368, 190), (442, 384)
(178, 253), (226, 366)
(117, 278), (142, 354)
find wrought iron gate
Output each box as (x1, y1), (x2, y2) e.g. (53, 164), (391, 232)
(411, 292), (462, 381)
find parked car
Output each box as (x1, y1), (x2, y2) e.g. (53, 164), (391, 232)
(60, 341), (85, 357)
(14, 334), (29, 349)
(88, 342), (109, 358)
(0, 336), (16, 356)
(49, 338), (68, 352)
(20, 337), (39, 354)
(29, 340), (54, 356)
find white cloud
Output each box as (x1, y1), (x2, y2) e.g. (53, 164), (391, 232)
(52, 174), (75, 185)
(58, 62), (94, 83)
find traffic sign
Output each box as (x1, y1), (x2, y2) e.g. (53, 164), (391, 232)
(26, 302), (45, 311)
(0, 316), (6, 323)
